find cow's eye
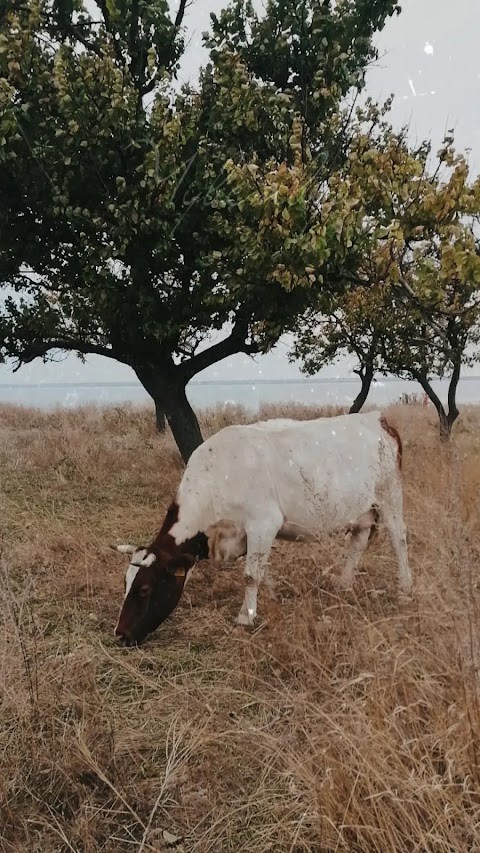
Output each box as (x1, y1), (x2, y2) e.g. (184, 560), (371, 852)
(138, 585), (151, 597)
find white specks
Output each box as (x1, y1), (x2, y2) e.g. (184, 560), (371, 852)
(331, 430), (336, 436)
(408, 79), (417, 96)
(289, 458), (293, 466)
(424, 41), (434, 55)
(225, 473), (229, 479)
(248, 608), (255, 617)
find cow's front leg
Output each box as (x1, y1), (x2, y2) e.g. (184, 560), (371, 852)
(236, 570), (260, 627)
(236, 517), (280, 626)
(263, 564), (276, 598)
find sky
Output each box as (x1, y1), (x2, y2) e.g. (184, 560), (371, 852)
(3, 0), (480, 385)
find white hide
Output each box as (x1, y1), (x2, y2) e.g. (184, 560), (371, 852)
(122, 548), (155, 597)
(125, 563), (140, 597)
(168, 411), (410, 625)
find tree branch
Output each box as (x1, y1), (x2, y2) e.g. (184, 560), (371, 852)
(97, 0), (123, 63)
(447, 356), (461, 421)
(11, 339), (125, 371)
(178, 321), (258, 382)
(174, 0), (189, 29)
(396, 276), (450, 343)
(408, 367), (446, 416)
(69, 26), (103, 56)
(141, 76), (157, 96)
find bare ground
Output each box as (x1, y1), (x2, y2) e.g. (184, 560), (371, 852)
(2, 400), (480, 852)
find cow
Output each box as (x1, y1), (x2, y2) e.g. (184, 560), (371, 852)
(112, 410), (410, 646)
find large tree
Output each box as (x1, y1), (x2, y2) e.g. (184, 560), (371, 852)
(0, 0), (400, 460)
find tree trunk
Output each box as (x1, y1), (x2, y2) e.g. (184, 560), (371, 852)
(438, 406), (452, 442)
(349, 364), (374, 414)
(162, 384), (204, 462)
(135, 365), (203, 462)
(411, 366), (460, 442)
(155, 399), (166, 433)
(445, 358), (461, 439)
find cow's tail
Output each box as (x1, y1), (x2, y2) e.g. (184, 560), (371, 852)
(380, 414), (402, 471)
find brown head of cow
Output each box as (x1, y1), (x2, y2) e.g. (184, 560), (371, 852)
(112, 508), (209, 645)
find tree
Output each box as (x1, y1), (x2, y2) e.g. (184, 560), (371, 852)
(285, 112), (480, 438)
(377, 217), (480, 439)
(0, 0), (401, 460)
(355, 133), (480, 439)
(290, 284), (390, 413)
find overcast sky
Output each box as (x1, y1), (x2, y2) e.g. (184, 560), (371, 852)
(4, 0), (479, 385)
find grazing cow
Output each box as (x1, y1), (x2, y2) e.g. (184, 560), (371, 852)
(113, 410), (410, 646)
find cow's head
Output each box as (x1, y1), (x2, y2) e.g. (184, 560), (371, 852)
(112, 544), (194, 646)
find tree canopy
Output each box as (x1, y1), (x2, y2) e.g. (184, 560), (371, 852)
(0, 0), (401, 459)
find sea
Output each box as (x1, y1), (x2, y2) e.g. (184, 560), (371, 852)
(1, 377), (480, 411)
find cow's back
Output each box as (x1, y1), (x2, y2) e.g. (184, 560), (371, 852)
(252, 411), (396, 531)
(175, 411), (398, 539)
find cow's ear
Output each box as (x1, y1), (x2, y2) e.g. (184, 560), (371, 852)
(165, 554), (195, 578)
(111, 544), (136, 555)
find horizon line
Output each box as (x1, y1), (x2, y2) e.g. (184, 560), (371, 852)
(0, 377), (478, 389)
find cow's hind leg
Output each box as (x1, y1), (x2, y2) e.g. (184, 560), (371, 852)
(263, 564), (276, 597)
(337, 507), (378, 589)
(236, 513), (282, 626)
(381, 504), (411, 594)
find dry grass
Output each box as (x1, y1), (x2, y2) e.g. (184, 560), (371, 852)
(2, 400), (480, 852)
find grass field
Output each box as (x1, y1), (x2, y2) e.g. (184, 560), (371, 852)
(2, 400), (480, 852)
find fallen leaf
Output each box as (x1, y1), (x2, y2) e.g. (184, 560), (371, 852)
(162, 829), (183, 846)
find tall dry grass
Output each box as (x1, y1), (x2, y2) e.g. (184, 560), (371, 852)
(1, 400), (480, 852)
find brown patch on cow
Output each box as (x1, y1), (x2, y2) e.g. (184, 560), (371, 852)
(157, 500), (180, 537)
(367, 505), (380, 542)
(151, 501), (209, 563)
(380, 415), (402, 470)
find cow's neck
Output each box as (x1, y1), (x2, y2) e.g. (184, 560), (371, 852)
(151, 501), (209, 561)
(180, 530), (209, 561)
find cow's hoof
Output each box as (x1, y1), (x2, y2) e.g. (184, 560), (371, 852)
(334, 575), (354, 591)
(398, 590), (413, 602)
(235, 612), (256, 627)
